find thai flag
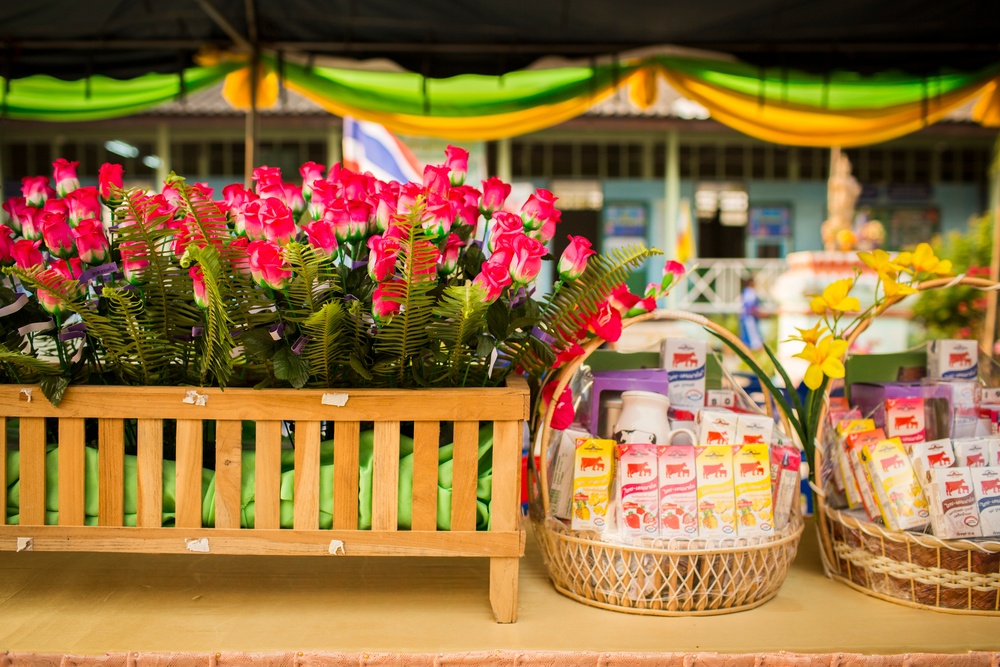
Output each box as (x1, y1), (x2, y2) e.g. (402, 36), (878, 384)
(341, 116), (423, 183)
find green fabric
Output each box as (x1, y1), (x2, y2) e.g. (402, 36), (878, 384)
(844, 350), (929, 402)
(276, 55), (641, 117)
(656, 56), (1000, 111)
(0, 63), (240, 121)
(5, 425), (494, 530)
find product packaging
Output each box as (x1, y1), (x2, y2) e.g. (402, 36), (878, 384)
(860, 437), (930, 531)
(953, 437), (990, 467)
(657, 444), (698, 538)
(662, 338), (707, 408)
(971, 467), (1000, 537)
(926, 467), (981, 539)
(885, 397), (926, 444)
(927, 339), (978, 381)
(571, 438), (616, 531)
(735, 413), (774, 445)
(547, 428), (591, 520)
(769, 445), (801, 531)
(733, 444), (774, 537)
(697, 410), (738, 446)
(843, 428), (885, 520)
(617, 444), (660, 540)
(695, 445), (736, 539)
(907, 438), (957, 483)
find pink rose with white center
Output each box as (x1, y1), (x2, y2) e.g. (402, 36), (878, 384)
(247, 239), (292, 290)
(239, 199), (265, 239)
(520, 188), (557, 231)
(480, 177), (511, 219)
(423, 164), (451, 198)
(472, 261), (513, 302)
(323, 199), (352, 243)
(72, 218), (111, 265)
(12, 239), (44, 269)
(64, 187), (102, 226)
(259, 197), (296, 245)
(557, 235), (596, 281)
(438, 233), (464, 276)
(422, 200), (454, 240)
(308, 180), (338, 221)
(189, 265), (209, 309)
(2, 197), (29, 235)
(120, 241), (150, 285)
(487, 211), (525, 253)
(36, 263), (82, 316)
(373, 191), (398, 233)
(52, 158), (81, 197)
(661, 260), (686, 290)
(508, 234), (547, 285)
(302, 218), (339, 257)
(372, 280), (404, 321)
(346, 200), (372, 241)
(299, 161), (327, 203)
(40, 210), (76, 259)
(18, 203), (43, 241)
(367, 234), (400, 282)
(0, 225), (16, 266)
(98, 163), (124, 205)
(283, 182), (306, 219)
(22, 176), (55, 207)
(444, 146), (469, 186)
(228, 236), (251, 277)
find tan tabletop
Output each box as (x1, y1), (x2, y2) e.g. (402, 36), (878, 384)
(1, 518), (998, 655)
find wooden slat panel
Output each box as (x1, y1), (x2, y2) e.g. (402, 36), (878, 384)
(0, 417), (5, 526)
(57, 418), (86, 526)
(254, 420), (282, 529)
(332, 421), (360, 530)
(0, 524), (521, 557)
(18, 418), (46, 526)
(450, 421), (480, 532)
(0, 383), (529, 422)
(175, 419), (203, 529)
(371, 421), (399, 532)
(411, 421), (440, 532)
(214, 420), (243, 530)
(293, 420), (321, 530)
(97, 418), (124, 527)
(136, 419), (163, 528)
(489, 420), (521, 534)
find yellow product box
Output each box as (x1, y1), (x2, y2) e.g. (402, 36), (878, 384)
(835, 419), (874, 509)
(571, 438), (616, 532)
(733, 444), (774, 537)
(859, 437), (930, 531)
(695, 445), (736, 539)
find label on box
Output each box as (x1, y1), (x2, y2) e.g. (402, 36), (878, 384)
(617, 444), (659, 540)
(953, 437), (990, 467)
(706, 390), (736, 408)
(695, 445), (736, 539)
(844, 428), (885, 520)
(860, 437), (930, 531)
(735, 413), (774, 445)
(928, 339), (978, 381)
(927, 467), (981, 539)
(733, 444), (774, 537)
(885, 397), (926, 444)
(657, 444), (698, 538)
(907, 438), (956, 483)
(971, 467), (1000, 537)
(990, 438), (1000, 467)
(770, 445), (801, 531)
(662, 339), (707, 408)
(697, 410), (737, 446)
(571, 439), (615, 531)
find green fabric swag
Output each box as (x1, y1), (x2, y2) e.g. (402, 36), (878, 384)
(5, 424), (495, 530)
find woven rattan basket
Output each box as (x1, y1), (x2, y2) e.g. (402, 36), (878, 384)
(529, 309), (804, 615)
(814, 275), (1000, 615)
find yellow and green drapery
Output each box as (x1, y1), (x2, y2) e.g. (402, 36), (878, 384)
(2, 50), (999, 147)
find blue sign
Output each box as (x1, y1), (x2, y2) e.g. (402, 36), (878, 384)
(604, 202), (648, 237)
(749, 205), (792, 238)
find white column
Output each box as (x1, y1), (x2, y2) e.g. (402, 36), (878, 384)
(496, 138), (512, 183)
(155, 123), (171, 190)
(327, 123), (342, 167)
(663, 129), (680, 305)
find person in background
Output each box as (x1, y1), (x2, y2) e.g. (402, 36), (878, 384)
(739, 276), (763, 351)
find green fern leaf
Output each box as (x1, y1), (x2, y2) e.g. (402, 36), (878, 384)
(425, 283), (491, 386)
(300, 301), (349, 386)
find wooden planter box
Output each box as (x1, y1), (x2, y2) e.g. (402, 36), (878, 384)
(0, 376), (530, 622)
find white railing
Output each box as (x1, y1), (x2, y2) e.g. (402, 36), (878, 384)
(674, 258), (787, 314)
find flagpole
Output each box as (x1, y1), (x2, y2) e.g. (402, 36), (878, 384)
(244, 50), (259, 187)
(664, 129), (680, 307)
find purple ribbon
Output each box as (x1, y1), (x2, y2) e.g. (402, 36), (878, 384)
(531, 326), (556, 346)
(349, 259), (367, 270)
(291, 336), (310, 355)
(344, 294), (359, 302)
(59, 331), (86, 341)
(191, 326), (203, 338)
(78, 262), (119, 286)
(269, 322), (285, 339)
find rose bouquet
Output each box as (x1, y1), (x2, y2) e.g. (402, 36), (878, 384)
(1, 148), (671, 406)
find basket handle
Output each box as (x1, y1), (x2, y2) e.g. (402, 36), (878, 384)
(535, 308), (779, 517)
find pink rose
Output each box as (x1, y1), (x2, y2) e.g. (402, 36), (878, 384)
(40, 210), (76, 259)
(228, 236), (251, 277)
(444, 146), (469, 186)
(284, 182), (306, 219)
(421, 199), (454, 240)
(557, 235), (596, 281)
(0, 225), (15, 266)
(247, 239), (292, 289)
(2, 197), (29, 234)
(36, 264), (82, 316)
(585, 301), (623, 343)
(299, 161), (327, 203)
(438, 233), (464, 276)
(372, 280), (404, 321)
(487, 211), (525, 253)
(308, 180), (338, 221)
(346, 200), (372, 241)
(367, 234), (400, 283)
(662, 260), (686, 291)
(21, 175), (55, 207)
(64, 187), (102, 226)
(607, 284), (641, 315)
(520, 188), (558, 232)
(72, 218), (111, 265)
(338, 169), (372, 201)
(252, 166), (284, 199)
(12, 239), (44, 269)
(302, 219), (339, 257)
(423, 164), (451, 198)
(541, 381), (576, 431)
(508, 234), (547, 285)
(98, 163), (124, 203)
(52, 158), (81, 197)
(528, 207), (561, 245)
(119, 241), (150, 285)
(259, 197), (296, 245)
(189, 265), (209, 309)
(472, 261), (512, 302)
(372, 191), (398, 233)
(480, 177), (511, 219)
(17, 203), (43, 241)
(323, 199), (352, 243)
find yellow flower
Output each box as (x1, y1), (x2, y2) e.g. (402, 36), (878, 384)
(858, 249), (902, 278)
(794, 335), (849, 390)
(883, 274), (918, 298)
(789, 322), (826, 345)
(809, 278), (861, 315)
(896, 243), (952, 276)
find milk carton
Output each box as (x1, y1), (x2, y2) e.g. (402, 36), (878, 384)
(990, 438), (1000, 467)
(571, 439), (616, 531)
(928, 339), (978, 381)
(907, 438), (956, 483)
(697, 410), (738, 446)
(547, 428), (591, 520)
(706, 389), (736, 409)
(662, 338), (707, 408)
(970, 467), (1000, 537)
(932, 381), (981, 439)
(617, 444), (659, 540)
(657, 445), (698, 538)
(843, 428), (885, 520)
(953, 437), (990, 467)
(770, 445), (801, 531)
(926, 467), (981, 539)
(860, 437), (930, 531)
(733, 444), (774, 537)
(695, 445), (736, 539)
(836, 419), (876, 508)
(735, 414), (774, 445)
(885, 397), (926, 444)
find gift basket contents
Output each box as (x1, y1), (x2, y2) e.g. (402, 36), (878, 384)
(530, 317), (804, 616)
(798, 243), (1000, 615)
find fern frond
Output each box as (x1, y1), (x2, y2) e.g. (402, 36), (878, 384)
(102, 286), (177, 385)
(0, 342), (62, 379)
(186, 246), (237, 387)
(283, 242), (341, 322)
(425, 283), (491, 386)
(300, 301), (349, 386)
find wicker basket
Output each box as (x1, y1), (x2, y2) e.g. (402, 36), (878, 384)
(814, 275), (1000, 615)
(529, 309), (804, 615)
